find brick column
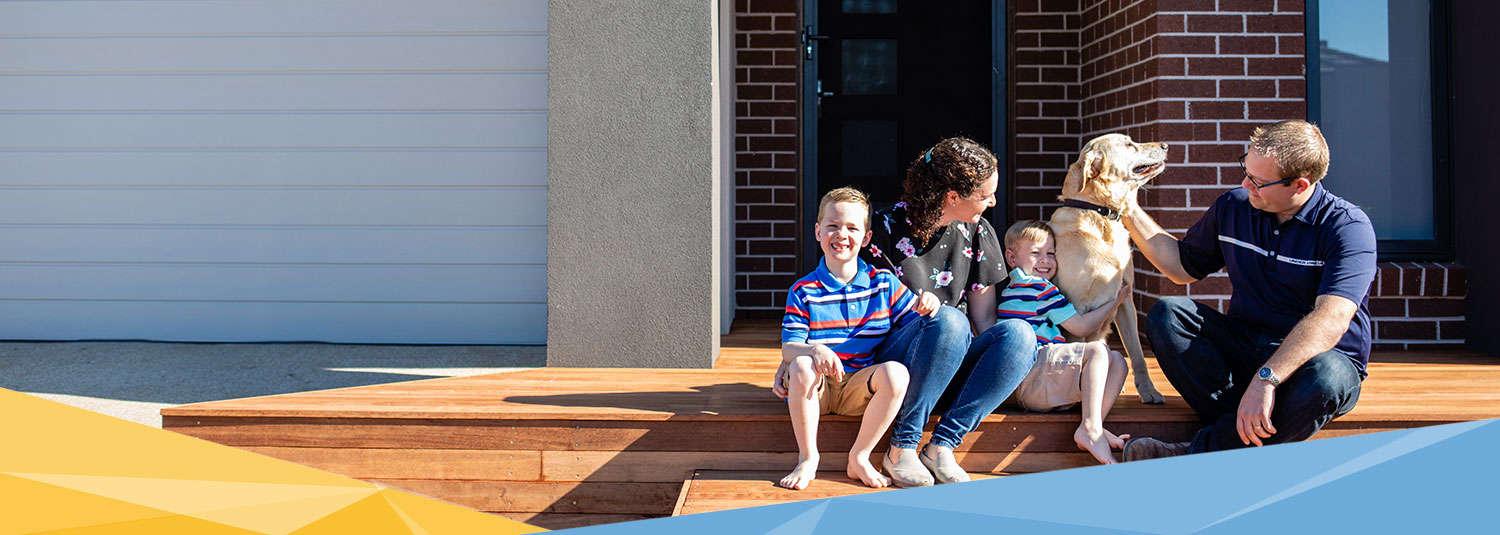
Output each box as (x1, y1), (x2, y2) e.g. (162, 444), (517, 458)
(733, 0), (800, 319)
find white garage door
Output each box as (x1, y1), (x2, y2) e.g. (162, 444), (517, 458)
(0, 1), (547, 343)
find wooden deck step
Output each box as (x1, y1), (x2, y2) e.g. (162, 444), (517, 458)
(674, 469), (1007, 516)
(160, 319), (1500, 529)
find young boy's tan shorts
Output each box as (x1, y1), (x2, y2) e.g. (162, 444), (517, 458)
(781, 364), (882, 416)
(1013, 341), (1099, 412)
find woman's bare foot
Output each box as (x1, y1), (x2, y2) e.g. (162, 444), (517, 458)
(779, 458), (819, 490)
(1075, 426), (1127, 465)
(847, 456), (891, 488)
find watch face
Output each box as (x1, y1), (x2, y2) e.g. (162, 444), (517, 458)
(1258, 367), (1272, 379)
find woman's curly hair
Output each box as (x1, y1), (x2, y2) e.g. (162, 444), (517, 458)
(901, 136), (998, 245)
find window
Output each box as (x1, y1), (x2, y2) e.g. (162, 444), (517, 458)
(1308, 0), (1452, 259)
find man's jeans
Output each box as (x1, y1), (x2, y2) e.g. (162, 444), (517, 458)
(1146, 297), (1363, 453)
(873, 307), (1036, 450)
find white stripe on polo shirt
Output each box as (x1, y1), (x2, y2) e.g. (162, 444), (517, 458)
(801, 283), (889, 304)
(1275, 255), (1325, 267)
(1217, 235), (1269, 256)
(1218, 235), (1325, 267)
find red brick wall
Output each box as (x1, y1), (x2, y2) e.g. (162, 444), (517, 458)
(734, 0), (800, 319)
(1371, 262), (1467, 349)
(1012, 0), (1083, 223)
(1121, 0), (1309, 318)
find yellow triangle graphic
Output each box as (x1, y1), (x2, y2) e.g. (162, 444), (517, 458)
(9, 472), (377, 533)
(0, 389), (362, 487)
(0, 473), (192, 534)
(379, 489), (547, 534)
(28, 514), (265, 535)
(289, 493), (414, 535)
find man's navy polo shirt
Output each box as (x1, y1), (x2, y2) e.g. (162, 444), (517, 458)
(1178, 182), (1378, 376)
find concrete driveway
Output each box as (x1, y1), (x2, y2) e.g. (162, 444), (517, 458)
(0, 341), (544, 428)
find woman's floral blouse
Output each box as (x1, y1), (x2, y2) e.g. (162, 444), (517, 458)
(862, 202), (1009, 307)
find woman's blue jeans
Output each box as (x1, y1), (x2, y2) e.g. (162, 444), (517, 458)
(872, 306), (1037, 450)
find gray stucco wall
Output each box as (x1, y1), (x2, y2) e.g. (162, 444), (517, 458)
(548, 1), (723, 367)
(1451, 2), (1500, 357)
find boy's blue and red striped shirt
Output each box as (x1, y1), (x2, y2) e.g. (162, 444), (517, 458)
(781, 257), (919, 372)
(997, 268), (1078, 346)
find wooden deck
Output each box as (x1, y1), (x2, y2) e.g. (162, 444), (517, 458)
(163, 320), (1500, 530)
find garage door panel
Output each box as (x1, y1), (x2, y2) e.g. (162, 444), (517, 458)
(0, 301), (545, 344)
(0, 150), (545, 187)
(0, 73), (546, 111)
(0, 264), (544, 303)
(0, 0), (546, 35)
(0, 112), (546, 149)
(0, 188), (545, 226)
(0, 35), (545, 73)
(0, 227), (546, 264)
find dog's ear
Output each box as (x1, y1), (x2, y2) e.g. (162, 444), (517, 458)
(1080, 149), (1105, 191)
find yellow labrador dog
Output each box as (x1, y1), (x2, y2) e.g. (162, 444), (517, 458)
(1048, 133), (1167, 404)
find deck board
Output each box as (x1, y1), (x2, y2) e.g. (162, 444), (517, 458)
(161, 319), (1500, 529)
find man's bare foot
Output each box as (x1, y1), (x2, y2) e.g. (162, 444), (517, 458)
(1075, 426), (1126, 465)
(779, 458), (819, 490)
(847, 456), (891, 488)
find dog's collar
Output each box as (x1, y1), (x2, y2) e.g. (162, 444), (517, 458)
(1061, 198), (1122, 221)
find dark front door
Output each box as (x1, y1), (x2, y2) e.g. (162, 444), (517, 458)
(801, 0), (1004, 270)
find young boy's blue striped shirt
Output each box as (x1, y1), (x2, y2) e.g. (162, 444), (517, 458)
(996, 268), (1078, 346)
(782, 257), (919, 372)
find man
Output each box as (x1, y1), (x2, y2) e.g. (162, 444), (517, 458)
(1121, 120), (1377, 459)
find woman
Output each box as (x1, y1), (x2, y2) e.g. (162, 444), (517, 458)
(863, 137), (1035, 487)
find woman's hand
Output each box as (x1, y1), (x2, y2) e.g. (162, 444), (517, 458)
(913, 290), (942, 317)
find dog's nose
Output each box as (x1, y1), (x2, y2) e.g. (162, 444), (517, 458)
(1160, 143), (1170, 151)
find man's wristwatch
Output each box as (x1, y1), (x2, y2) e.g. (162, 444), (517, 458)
(1256, 366), (1282, 387)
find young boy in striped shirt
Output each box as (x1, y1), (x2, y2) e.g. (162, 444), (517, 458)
(773, 187), (922, 490)
(999, 220), (1133, 465)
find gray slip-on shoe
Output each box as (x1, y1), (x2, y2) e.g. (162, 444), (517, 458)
(1123, 436), (1191, 462)
(882, 448), (934, 488)
(919, 446), (970, 484)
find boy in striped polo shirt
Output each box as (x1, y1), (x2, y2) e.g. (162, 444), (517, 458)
(998, 220), (1132, 465)
(773, 187), (921, 491)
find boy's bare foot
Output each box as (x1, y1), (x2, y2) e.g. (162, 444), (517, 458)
(779, 458), (819, 490)
(1075, 426), (1128, 465)
(847, 456), (891, 488)
(1105, 429), (1131, 450)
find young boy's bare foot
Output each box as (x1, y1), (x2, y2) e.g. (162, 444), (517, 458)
(1075, 426), (1128, 465)
(1104, 429), (1130, 450)
(846, 456), (891, 488)
(779, 458), (820, 490)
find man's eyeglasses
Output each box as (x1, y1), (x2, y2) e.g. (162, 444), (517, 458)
(1239, 153), (1299, 189)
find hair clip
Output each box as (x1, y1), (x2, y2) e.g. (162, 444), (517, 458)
(924, 149), (933, 163)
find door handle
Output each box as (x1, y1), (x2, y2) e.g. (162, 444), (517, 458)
(816, 80), (835, 98)
(802, 25), (829, 60)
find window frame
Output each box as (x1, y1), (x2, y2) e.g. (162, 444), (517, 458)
(1306, 0), (1454, 260)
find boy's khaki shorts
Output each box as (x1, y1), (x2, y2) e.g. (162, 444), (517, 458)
(781, 363), (882, 416)
(1013, 341), (1098, 412)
